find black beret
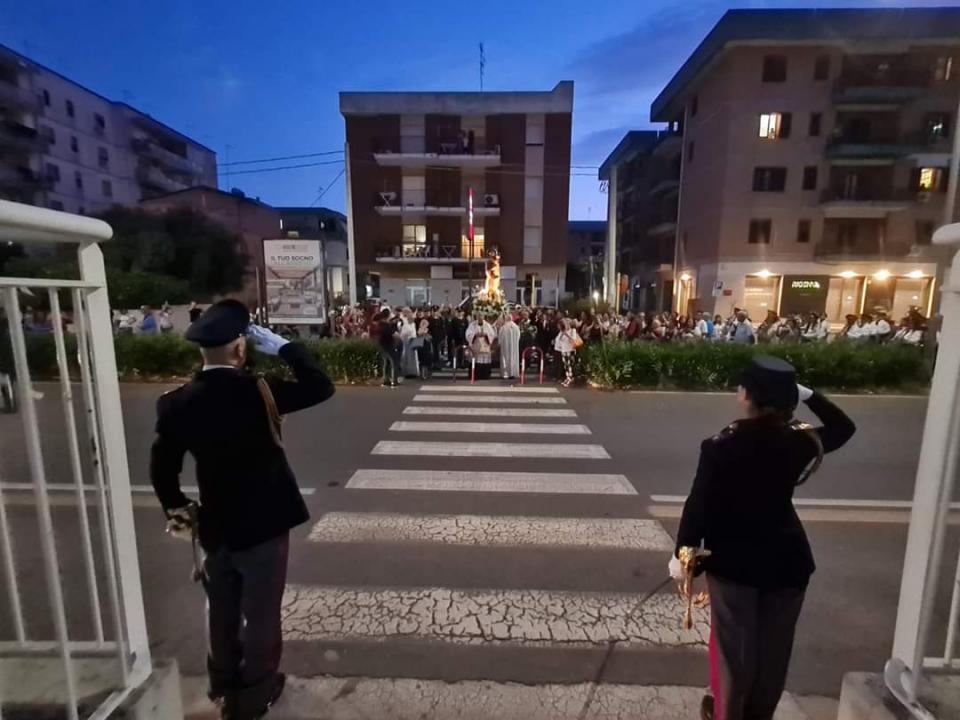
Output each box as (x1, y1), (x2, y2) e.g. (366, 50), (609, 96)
(184, 300), (250, 348)
(739, 355), (798, 410)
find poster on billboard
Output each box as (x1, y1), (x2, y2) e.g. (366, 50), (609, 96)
(263, 239), (325, 324)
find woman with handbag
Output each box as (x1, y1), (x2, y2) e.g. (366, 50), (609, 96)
(553, 317), (582, 388)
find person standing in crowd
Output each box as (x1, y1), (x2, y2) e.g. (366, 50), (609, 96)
(625, 313), (641, 341)
(189, 301), (204, 324)
(159, 304), (175, 334)
(498, 313), (521, 380)
(553, 317), (581, 388)
(670, 356), (855, 720)
(398, 309), (419, 377)
(428, 309), (445, 369)
(466, 314), (497, 380)
(872, 312), (893, 343)
(150, 300), (335, 720)
(730, 310), (755, 345)
(117, 309), (136, 335)
(801, 313), (829, 342)
(139, 306), (159, 335)
(376, 309), (402, 388)
(446, 309), (465, 368)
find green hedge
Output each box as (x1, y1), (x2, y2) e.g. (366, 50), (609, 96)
(579, 340), (929, 392)
(0, 332), (382, 385)
(0, 332), (929, 391)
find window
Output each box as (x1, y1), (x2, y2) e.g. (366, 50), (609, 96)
(814, 55), (830, 81)
(916, 220), (935, 246)
(42, 89), (50, 106)
(934, 56), (954, 83)
(687, 141), (695, 162)
(98, 147), (109, 169)
(797, 219), (811, 244)
(66, 99), (75, 118)
(40, 125), (55, 146)
(917, 167), (945, 192)
(74, 171), (83, 190)
(401, 224), (427, 256)
(50, 200), (64, 211)
(101, 179), (113, 198)
(748, 219), (772, 244)
(401, 175), (425, 206)
(808, 112), (822, 137)
(926, 112), (951, 140)
(752, 167), (787, 192)
(70, 135), (78, 153)
(837, 220), (858, 247)
(45, 163), (61, 183)
(762, 55), (787, 82)
(94, 113), (106, 135)
(802, 166), (818, 191)
(759, 112), (791, 139)
(690, 94), (698, 117)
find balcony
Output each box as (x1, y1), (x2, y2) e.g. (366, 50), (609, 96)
(374, 243), (472, 264)
(820, 188), (916, 218)
(813, 239), (914, 260)
(648, 178), (680, 198)
(0, 120), (46, 155)
(131, 136), (203, 178)
(651, 132), (682, 158)
(0, 80), (40, 112)
(832, 70), (931, 106)
(0, 165), (54, 192)
(374, 191), (500, 217)
(648, 221), (677, 237)
(373, 141), (501, 168)
(136, 164), (193, 195)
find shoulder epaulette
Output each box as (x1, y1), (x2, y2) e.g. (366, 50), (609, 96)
(710, 421), (739, 442)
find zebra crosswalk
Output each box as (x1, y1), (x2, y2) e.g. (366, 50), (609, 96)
(277, 381), (707, 718)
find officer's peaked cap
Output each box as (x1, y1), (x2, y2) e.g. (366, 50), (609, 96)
(739, 355), (798, 410)
(185, 300), (250, 348)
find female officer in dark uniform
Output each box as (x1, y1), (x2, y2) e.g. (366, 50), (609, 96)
(671, 355), (856, 720)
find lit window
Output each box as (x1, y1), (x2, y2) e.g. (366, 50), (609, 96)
(935, 56), (954, 83)
(918, 167), (943, 191)
(759, 112), (791, 140)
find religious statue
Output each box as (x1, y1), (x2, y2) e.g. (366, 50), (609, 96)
(483, 250), (501, 301)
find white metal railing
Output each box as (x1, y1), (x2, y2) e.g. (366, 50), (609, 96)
(0, 200), (151, 720)
(886, 224), (960, 720)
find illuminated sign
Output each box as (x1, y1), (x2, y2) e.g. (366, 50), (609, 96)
(790, 280), (821, 290)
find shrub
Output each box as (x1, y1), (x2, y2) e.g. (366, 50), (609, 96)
(579, 340), (928, 392)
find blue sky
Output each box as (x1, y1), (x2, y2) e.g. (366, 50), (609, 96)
(2, 0), (957, 219)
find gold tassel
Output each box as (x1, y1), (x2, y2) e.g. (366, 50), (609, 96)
(677, 545), (711, 630)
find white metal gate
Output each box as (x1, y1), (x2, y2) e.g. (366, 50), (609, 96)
(0, 200), (151, 720)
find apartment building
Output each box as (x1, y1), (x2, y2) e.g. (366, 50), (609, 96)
(340, 82), (573, 307)
(651, 8), (960, 323)
(599, 130), (681, 312)
(0, 43), (216, 216)
(566, 220), (606, 300)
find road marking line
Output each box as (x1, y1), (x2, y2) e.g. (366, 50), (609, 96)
(346, 469), (637, 495)
(420, 385), (559, 394)
(372, 441), (610, 459)
(413, 394), (567, 405)
(389, 421), (590, 435)
(648, 504), (960, 525)
(282, 585), (707, 647)
(307, 513), (672, 550)
(0, 483), (316, 496)
(650, 494), (960, 510)
(403, 406), (578, 418)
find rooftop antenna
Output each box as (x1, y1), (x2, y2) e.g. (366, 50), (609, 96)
(479, 42), (485, 92)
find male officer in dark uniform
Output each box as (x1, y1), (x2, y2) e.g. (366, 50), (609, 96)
(670, 355), (855, 720)
(150, 300), (334, 719)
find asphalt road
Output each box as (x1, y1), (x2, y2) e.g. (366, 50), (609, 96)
(0, 381), (943, 703)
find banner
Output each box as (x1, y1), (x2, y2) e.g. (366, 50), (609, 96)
(263, 239), (325, 325)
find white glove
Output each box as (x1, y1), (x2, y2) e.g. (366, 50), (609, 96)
(668, 554), (683, 581)
(247, 325), (290, 356)
(797, 384), (814, 402)
(165, 505), (196, 541)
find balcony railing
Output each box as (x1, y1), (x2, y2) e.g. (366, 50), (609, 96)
(374, 243), (471, 262)
(820, 188), (921, 204)
(0, 80), (40, 112)
(374, 192), (500, 216)
(136, 164), (192, 195)
(813, 239), (913, 259)
(373, 141), (502, 168)
(131, 137), (203, 177)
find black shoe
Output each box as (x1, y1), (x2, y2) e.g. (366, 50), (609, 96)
(700, 695), (714, 720)
(253, 673), (286, 719)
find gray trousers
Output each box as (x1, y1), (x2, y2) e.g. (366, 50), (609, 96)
(707, 574), (806, 720)
(202, 533), (289, 699)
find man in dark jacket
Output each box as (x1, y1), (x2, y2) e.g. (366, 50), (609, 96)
(150, 299), (335, 720)
(672, 355), (855, 720)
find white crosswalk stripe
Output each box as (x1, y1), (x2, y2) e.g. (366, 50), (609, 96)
(413, 394), (567, 404)
(403, 406), (578, 418)
(389, 421), (591, 435)
(282, 585), (708, 646)
(419, 385), (559, 394)
(372, 440), (610, 459)
(308, 513), (672, 550)
(345, 469), (637, 495)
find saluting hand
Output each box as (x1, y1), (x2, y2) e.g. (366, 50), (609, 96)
(247, 325), (290, 356)
(797, 383), (814, 402)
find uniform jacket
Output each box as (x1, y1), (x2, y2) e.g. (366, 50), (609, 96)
(150, 343), (335, 552)
(676, 392), (855, 589)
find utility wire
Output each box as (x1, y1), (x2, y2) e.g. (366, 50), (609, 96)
(219, 150), (344, 167)
(216, 159), (344, 177)
(310, 168), (346, 207)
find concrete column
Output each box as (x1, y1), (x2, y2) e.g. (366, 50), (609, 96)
(891, 229), (960, 690)
(344, 141), (358, 304)
(605, 165), (618, 306)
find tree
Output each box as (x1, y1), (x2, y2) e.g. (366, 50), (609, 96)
(97, 207), (249, 298)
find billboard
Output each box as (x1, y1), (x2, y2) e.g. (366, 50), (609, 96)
(263, 239), (325, 324)
(780, 275), (831, 315)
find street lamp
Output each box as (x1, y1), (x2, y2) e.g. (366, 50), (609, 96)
(592, 290), (600, 305)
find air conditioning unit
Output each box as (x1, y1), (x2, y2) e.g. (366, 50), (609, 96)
(379, 191), (397, 206)
(483, 193), (500, 207)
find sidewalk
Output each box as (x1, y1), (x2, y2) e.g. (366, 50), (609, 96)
(182, 675), (839, 720)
